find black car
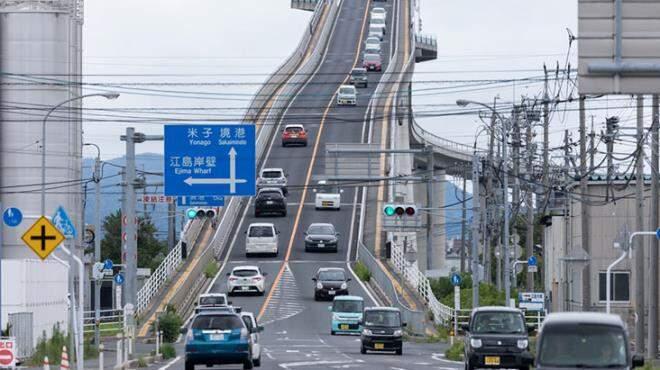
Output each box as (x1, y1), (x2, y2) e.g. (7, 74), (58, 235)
(533, 312), (644, 370)
(360, 307), (405, 355)
(254, 188), (287, 217)
(304, 223), (339, 252)
(312, 267), (350, 300)
(463, 306), (533, 370)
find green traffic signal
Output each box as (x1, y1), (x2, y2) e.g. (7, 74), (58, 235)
(186, 208), (198, 219)
(384, 205), (395, 216)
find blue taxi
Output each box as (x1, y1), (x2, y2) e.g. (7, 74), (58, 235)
(329, 295), (364, 335)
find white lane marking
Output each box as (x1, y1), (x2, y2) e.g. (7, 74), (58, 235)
(279, 360), (360, 369)
(431, 352), (464, 364)
(286, 350), (301, 353)
(157, 356), (181, 370)
(260, 264), (306, 325)
(266, 352), (275, 360)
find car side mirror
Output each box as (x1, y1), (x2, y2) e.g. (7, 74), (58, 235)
(226, 272), (231, 276)
(193, 302), (198, 306)
(312, 278), (317, 281)
(521, 352), (535, 367)
(461, 324), (470, 332)
(263, 272), (268, 276)
(180, 327), (188, 335)
(402, 323), (407, 328)
(526, 325), (536, 335)
(340, 189), (344, 193)
(347, 278), (352, 282)
(327, 306), (332, 312)
(243, 231), (247, 234)
(632, 354), (644, 368)
(228, 301), (233, 305)
(277, 230), (281, 235)
(303, 231), (308, 236)
(257, 326), (264, 333)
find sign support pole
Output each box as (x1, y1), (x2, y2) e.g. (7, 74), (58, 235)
(67, 238), (76, 369)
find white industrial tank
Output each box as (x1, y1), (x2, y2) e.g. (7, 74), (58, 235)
(0, 0), (83, 259)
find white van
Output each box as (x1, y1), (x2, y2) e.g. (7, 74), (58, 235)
(368, 25), (385, 41)
(245, 223), (279, 257)
(314, 180), (342, 210)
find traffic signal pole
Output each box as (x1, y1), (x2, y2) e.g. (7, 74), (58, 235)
(426, 146), (436, 271)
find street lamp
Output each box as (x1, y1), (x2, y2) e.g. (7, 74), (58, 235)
(456, 99), (513, 306)
(41, 93), (120, 216)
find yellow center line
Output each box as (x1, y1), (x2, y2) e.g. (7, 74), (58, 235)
(257, 0), (372, 322)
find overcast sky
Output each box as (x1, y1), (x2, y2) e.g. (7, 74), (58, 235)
(82, 0), (644, 168)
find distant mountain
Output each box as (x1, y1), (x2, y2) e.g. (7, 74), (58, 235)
(444, 182), (473, 241)
(83, 153), (180, 242)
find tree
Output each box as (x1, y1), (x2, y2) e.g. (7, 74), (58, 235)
(101, 210), (167, 271)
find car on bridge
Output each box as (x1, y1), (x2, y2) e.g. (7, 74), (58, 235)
(329, 295), (364, 335)
(227, 266), (267, 296)
(370, 17), (387, 35)
(350, 68), (368, 88)
(184, 311), (261, 370)
(368, 24), (385, 41)
(240, 312), (263, 367)
(365, 42), (381, 55)
(371, 7), (387, 20)
(313, 267), (350, 300)
(365, 36), (381, 50)
(195, 293), (230, 314)
(304, 223), (340, 252)
(463, 306), (532, 370)
(360, 307), (405, 355)
(245, 223), (279, 256)
(254, 188), (287, 217)
(281, 124), (308, 147)
(336, 85), (357, 106)
(256, 168), (288, 195)
(363, 53), (382, 72)
(314, 180), (342, 210)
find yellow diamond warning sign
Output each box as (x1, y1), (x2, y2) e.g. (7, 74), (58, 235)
(21, 217), (65, 260)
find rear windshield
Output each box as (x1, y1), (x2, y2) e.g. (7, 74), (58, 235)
(308, 225), (335, 235)
(537, 324), (627, 367)
(333, 300), (363, 313)
(192, 315), (244, 330)
(259, 190), (282, 198)
(319, 270), (345, 281)
(233, 269), (259, 277)
(364, 311), (401, 327)
(339, 87), (355, 95)
(372, 8), (385, 15)
(471, 311), (526, 334)
(249, 226), (274, 237)
(366, 38), (380, 45)
(369, 26), (381, 32)
(199, 296), (226, 306)
(364, 54), (380, 62)
(371, 18), (385, 25)
(262, 171), (282, 178)
(285, 126), (303, 133)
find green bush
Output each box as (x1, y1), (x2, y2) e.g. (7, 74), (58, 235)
(445, 341), (464, 361)
(158, 308), (183, 343)
(204, 260), (220, 279)
(30, 324), (70, 365)
(161, 343), (176, 360)
(137, 356), (148, 367)
(353, 261), (371, 282)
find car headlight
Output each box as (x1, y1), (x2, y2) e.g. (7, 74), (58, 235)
(332, 314), (340, 321)
(517, 339), (529, 349)
(470, 338), (482, 348)
(340, 282), (347, 290)
(362, 329), (372, 336)
(316, 282), (323, 289)
(393, 329), (403, 337)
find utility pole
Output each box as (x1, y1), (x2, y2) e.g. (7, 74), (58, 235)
(122, 128), (138, 316)
(541, 66), (550, 285)
(509, 106), (520, 294)
(471, 153), (480, 307)
(460, 166), (467, 273)
(634, 95), (645, 353)
(649, 94), (659, 359)
(496, 135), (503, 291)
(93, 150), (102, 347)
(589, 118), (596, 171)
(579, 96), (591, 312)
(484, 97), (498, 284)
(167, 201), (176, 251)
(525, 119), (534, 291)
(503, 111), (512, 307)
(426, 146), (436, 271)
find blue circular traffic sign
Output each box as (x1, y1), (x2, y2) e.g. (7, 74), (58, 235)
(3, 207), (22, 227)
(114, 273), (125, 285)
(528, 256), (538, 266)
(104, 259), (114, 270)
(450, 273), (462, 287)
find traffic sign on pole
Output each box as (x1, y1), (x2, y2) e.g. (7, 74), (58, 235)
(656, 228), (660, 240)
(527, 256), (538, 272)
(177, 195), (225, 207)
(2, 207), (22, 227)
(0, 338), (16, 367)
(114, 273), (125, 285)
(21, 217), (65, 260)
(164, 124), (256, 196)
(104, 259), (114, 270)
(52, 206), (77, 238)
(450, 272), (462, 287)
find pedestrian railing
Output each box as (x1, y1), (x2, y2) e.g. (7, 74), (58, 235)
(82, 309), (124, 334)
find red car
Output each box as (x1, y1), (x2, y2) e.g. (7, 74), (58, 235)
(362, 53), (382, 72)
(281, 124), (308, 147)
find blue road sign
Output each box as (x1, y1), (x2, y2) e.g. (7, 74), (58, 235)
(114, 273), (125, 285)
(656, 228), (660, 240)
(104, 259), (114, 270)
(3, 207), (22, 227)
(164, 124), (256, 197)
(52, 206), (77, 238)
(528, 256), (538, 266)
(450, 273), (462, 287)
(177, 195), (225, 207)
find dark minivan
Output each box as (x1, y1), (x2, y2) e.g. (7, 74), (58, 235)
(254, 188), (287, 217)
(533, 312), (644, 370)
(463, 306), (533, 370)
(360, 307), (405, 355)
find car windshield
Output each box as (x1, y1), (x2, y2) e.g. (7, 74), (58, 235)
(191, 314), (244, 330)
(351, 70), (366, 77)
(233, 269), (258, 277)
(262, 170), (282, 178)
(369, 27), (381, 33)
(308, 225), (335, 235)
(339, 87), (354, 95)
(364, 54), (380, 62)
(249, 226), (274, 237)
(537, 325), (627, 367)
(364, 311), (400, 327)
(471, 311), (526, 334)
(366, 38), (379, 45)
(318, 270), (345, 281)
(285, 126), (303, 133)
(372, 8), (385, 15)
(199, 296), (226, 306)
(333, 300), (363, 313)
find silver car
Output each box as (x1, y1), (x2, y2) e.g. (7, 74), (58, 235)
(336, 85), (357, 106)
(256, 168), (288, 195)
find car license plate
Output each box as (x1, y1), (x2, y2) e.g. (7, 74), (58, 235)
(318, 243), (324, 248)
(210, 334), (224, 341)
(241, 286), (250, 291)
(329, 290), (335, 295)
(374, 343), (384, 350)
(485, 356), (500, 366)
(370, 66), (375, 70)
(266, 200), (274, 205)
(291, 135), (298, 138)
(340, 324), (349, 330)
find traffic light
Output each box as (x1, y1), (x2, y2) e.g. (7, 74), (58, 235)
(186, 208), (216, 220)
(382, 204), (417, 218)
